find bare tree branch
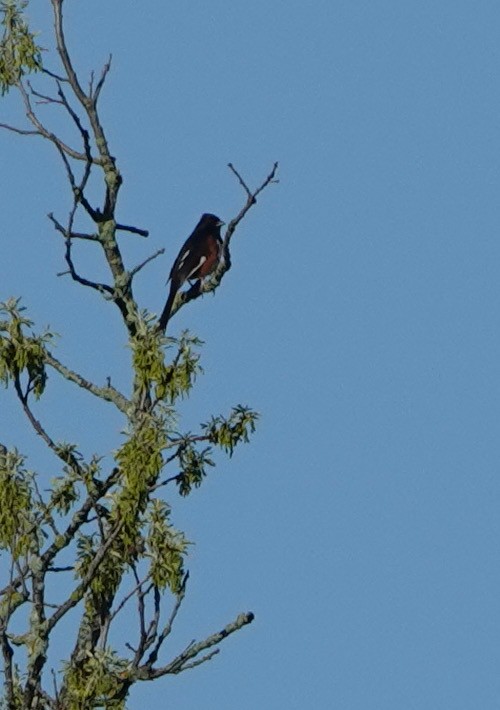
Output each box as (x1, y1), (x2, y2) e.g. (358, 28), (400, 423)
(17, 80), (101, 164)
(48, 211), (116, 294)
(51, 0), (119, 204)
(51, 0), (89, 109)
(13, 374), (82, 475)
(138, 611), (254, 679)
(144, 572), (189, 669)
(0, 122), (40, 135)
(44, 351), (130, 414)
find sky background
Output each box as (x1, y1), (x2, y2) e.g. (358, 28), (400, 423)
(1, 1), (500, 708)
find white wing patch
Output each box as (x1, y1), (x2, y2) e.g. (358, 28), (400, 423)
(177, 248), (190, 271)
(186, 255), (207, 280)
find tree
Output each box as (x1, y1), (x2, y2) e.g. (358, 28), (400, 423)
(0, 1), (277, 707)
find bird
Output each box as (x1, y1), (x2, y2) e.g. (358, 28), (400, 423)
(158, 213), (225, 332)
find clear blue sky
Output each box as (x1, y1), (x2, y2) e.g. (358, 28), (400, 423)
(1, 1), (500, 708)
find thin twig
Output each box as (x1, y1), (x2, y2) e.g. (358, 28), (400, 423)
(178, 648), (220, 671)
(116, 223), (149, 238)
(139, 610), (254, 679)
(51, 668), (61, 708)
(130, 248), (165, 278)
(13, 375), (82, 475)
(224, 161), (279, 243)
(228, 162), (254, 201)
(46, 212), (115, 294)
(56, 82), (93, 167)
(100, 571), (153, 651)
(41, 67), (70, 83)
(145, 572), (189, 668)
(149, 473), (180, 492)
(0, 122), (40, 135)
(93, 55), (112, 105)
(28, 81), (63, 106)
(51, 0), (115, 177)
(32, 475), (60, 538)
(51, 0), (88, 108)
(16, 80), (100, 164)
(109, 575), (152, 627)
(60, 231), (99, 242)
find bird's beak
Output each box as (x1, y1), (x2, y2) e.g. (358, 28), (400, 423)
(217, 219), (225, 227)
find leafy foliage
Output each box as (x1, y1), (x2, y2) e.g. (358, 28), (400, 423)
(0, 447), (33, 558)
(0, 291), (260, 706)
(0, 298), (52, 397)
(203, 405), (259, 456)
(62, 647), (129, 710)
(0, 0), (41, 94)
(131, 327), (203, 404)
(175, 439), (215, 496)
(146, 499), (189, 592)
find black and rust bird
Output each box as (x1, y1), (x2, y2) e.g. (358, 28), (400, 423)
(158, 213), (225, 332)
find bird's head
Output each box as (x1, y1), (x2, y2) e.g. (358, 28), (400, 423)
(201, 213), (225, 228)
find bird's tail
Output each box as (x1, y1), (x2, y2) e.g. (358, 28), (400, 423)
(158, 280), (178, 332)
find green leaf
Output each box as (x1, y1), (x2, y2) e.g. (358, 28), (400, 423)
(0, 0), (42, 95)
(146, 499), (189, 592)
(202, 405), (259, 457)
(0, 447), (34, 557)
